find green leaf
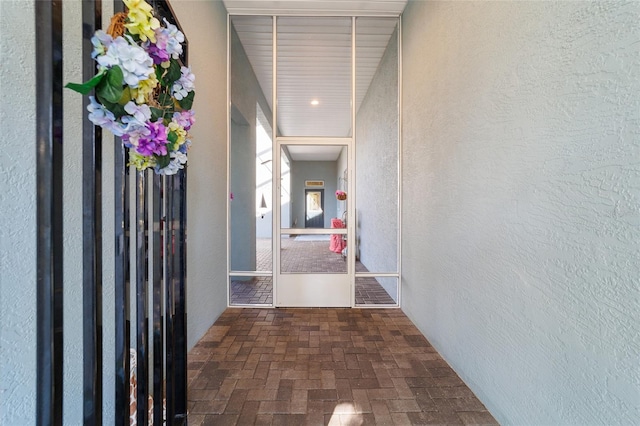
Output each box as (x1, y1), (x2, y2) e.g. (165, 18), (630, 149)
(167, 131), (178, 151)
(163, 59), (181, 85)
(156, 154), (171, 169)
(155, 66), (167, 86)
(158, 93), (174, 107)
(178, 91), (195, 110)
(150, 107), (164, 122)
(96, 66), (124, 104)
(110, 103), (126, 118)
(118, 86), (132, 105)
(65, 69), (106, 95)
(107, 66), (123, 84)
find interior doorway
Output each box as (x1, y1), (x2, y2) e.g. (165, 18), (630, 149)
(304, 189), (324, 228)
(276, 142), (351, 307)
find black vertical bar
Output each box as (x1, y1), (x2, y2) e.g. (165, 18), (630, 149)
(112, 2), (129, 425)
(136, 171), (149, 426)
(114, 144), (130, 426)
(152, 174), (164, 426)
(36, 1), (64, 424)
(164, 176), (175, 423)
(82, 0), (103, 424)
(51, 1), (65, 424)
(173, 168), (188, 424)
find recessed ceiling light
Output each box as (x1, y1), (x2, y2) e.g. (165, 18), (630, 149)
(310, 100), (319, 106)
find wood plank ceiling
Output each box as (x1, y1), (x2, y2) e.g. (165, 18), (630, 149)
(223, 1), (408, 17)
(226, 1), (406, 142)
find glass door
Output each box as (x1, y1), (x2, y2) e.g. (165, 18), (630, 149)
(228, 14), (401, 308)
(275, 141), (352, 307)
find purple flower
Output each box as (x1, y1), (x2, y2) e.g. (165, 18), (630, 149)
(146, 19), (184, 65)
(136, 121), (168, 156)
(172, 110), (195, 131)
(122, 125), (149, 149)
(153, 27), (169, 50)
(147, 43), (170, 64)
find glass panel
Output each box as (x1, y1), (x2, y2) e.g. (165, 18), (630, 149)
(280, 234), (347, 274)
(230, 275), (273, 306)
(281, 145), (348, 230)
(355, 277), (398, 306)
(230, 16), (273, 272)
(355, 18), (399, 274)
(277, 17), (352, 137)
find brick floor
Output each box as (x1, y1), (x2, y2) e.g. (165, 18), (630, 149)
(187, 309), (499, 425)
(230, 238), (397, 306)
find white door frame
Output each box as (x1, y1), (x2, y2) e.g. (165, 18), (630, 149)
(227, 15), (402, 308)
(274, 138), (354, 307)
(271, 17), (358, 307)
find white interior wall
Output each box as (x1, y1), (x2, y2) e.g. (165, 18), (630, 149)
(402, 1), (640, 424)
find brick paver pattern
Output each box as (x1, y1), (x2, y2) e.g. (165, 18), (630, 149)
(231, 238), (396, 306)
(187, 308), (499, 425)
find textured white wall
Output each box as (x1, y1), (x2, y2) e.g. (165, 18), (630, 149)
(356, 27), (399, 278)
(170, 0), (229, 350)
(402, 1), (640, 425)
(0, 2), (37, 424)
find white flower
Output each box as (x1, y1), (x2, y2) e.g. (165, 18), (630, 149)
(91, 30), (113, 59)
(87, 96), (125, 136)
(163, 18), (184, 59)
(96, 36), (154, 88)
(124, 101), (151, 120)
(171, 66), (195, 100)
(157, 151), (188, 175)
(121, 101), (152, 132)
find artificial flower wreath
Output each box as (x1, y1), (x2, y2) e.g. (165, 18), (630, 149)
(67, 0), (195, 175)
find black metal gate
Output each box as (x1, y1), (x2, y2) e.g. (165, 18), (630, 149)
(36, 1), (188, 424)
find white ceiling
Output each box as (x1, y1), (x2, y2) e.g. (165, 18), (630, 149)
(286, 145), (344, 161)
(227, 0), (405, 158)
(223, 0), (408, 17)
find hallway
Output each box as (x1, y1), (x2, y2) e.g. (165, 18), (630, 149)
(2, 0), (636, 424)
(187, 308), (498, 425)
(230, 238), (397, 306)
